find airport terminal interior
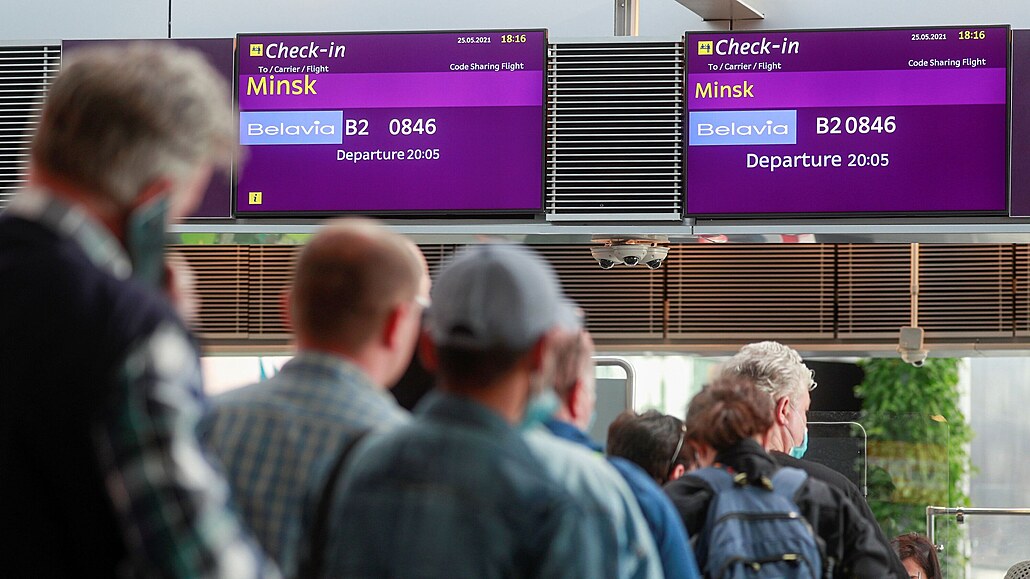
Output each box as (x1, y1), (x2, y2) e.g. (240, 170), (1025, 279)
(5, 0), (1030, 575)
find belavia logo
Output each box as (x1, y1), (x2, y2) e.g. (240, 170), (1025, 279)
(240, 111), (343, 145)
(689, 110), (797, 146)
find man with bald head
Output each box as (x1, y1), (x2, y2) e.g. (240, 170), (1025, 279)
(200, 217), (426, 576)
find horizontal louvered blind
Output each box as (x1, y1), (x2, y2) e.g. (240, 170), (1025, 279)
(837, 244), (912, 338)
(1017, 244), (1030, 337)
(919, 244), (1015, 338)
(178, 242), (1030, 347)
(546, 42), (683, 220)
(247, 245), (299, 337)
(0, 45), (59, 210)
(419, 244), (460, 278)
(174, 245), (249, 337)
(532, 245), (664, 339)
(667, 244), (834, 339)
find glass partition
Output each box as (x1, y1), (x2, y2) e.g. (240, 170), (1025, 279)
(810, 411), (960, 575)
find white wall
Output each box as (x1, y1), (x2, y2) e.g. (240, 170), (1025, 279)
(9, 0), (1030, 42)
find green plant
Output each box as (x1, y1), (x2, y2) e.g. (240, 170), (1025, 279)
(855, 358), (972, 577)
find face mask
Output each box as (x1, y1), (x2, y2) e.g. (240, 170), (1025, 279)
(520, 390), (560, 431)
(789, 428), (809, 459)
(586, 410), (598, 433)
(125, 195), (169, 288)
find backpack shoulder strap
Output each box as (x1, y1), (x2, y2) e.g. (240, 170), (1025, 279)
(690, 466), (736, 493)
(770, 466), (808, 502)
(296, 430), (369, 578)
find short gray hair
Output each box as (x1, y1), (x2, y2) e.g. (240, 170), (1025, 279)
(31, 43), (234, 205)
(718, 341), (815, 404)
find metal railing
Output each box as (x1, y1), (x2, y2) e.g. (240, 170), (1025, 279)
(926, 506), (1030, 549)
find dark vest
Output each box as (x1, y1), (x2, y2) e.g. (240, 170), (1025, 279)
(0, 214), (188, 576)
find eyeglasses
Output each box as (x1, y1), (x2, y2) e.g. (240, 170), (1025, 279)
(668, 423), (687, 474)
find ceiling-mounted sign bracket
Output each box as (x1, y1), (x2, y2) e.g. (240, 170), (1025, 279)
(673, 0), (764, 23)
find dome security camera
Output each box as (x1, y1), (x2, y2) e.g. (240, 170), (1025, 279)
(590, 246), (621, 269)
(898, 326), (927, 367)
(899, 349), (928, 367)
(612, 244), (648, 267)
(643, 246), (670, 270)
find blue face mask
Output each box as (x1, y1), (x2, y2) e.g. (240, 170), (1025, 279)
(520, 390), (560, 431)
(125, 195), (169, 288)
(789, 428), (809, 459)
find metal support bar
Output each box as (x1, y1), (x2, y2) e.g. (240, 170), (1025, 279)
(594, 356), (637, 408)
(614, 0), (639, 37)
(926, 506), (1030, 551)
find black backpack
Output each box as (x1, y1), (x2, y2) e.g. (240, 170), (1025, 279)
(691, 466), (823, 579)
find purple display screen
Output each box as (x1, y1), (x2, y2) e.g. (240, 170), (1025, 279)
(234, 30), (546, 215)
(685, 27), (1009, 216)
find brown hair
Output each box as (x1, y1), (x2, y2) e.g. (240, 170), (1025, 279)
(685, 376), (775, 451)
(607, 410), (690, 484)
(891, 533), (941, 579)
(291, 218), (422, 352)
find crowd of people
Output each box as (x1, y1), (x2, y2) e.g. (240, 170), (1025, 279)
(0, 42), (967, 578)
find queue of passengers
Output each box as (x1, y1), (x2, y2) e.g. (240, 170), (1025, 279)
(1, 42), (918, 578)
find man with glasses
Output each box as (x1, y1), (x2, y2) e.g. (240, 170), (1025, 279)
(607, 410), (693, 485)
(199, 218), (427, 576)
(714, 340), (908, 578)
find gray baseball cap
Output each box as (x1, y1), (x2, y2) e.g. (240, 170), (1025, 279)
(426, 244), (581, 351)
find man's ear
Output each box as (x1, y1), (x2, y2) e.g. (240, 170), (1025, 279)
(774, 395), (792, 426)
(418, 331), (438, 372)
(526, 332), (550, 373)
(281, 289), (293, 334)
(380, 303), (408, 349)
(566, 377), (586, 417)
(670, 463), (687, 481)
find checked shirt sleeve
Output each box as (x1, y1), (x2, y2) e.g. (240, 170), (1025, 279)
(93, 321), (280, 578)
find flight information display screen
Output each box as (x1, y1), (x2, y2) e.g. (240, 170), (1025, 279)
(685, 26), (1009, 216)
(235, 30), (546, 215)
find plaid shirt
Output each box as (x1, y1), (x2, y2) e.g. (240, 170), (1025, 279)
(199, 352), (410, 576)
(2, 190), (278, 577)
(325, 392), (608, 578)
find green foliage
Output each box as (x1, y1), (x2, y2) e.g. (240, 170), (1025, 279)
(856, 358), (972, 577)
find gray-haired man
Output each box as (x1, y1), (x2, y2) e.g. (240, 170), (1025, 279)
(718, 341), (907, 578)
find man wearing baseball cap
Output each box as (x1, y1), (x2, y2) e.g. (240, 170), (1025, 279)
(323, 244), (607, 577)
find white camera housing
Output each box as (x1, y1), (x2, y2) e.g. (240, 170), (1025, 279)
(612, 244), (648, 267)
(898, 326), (928, 367)
(643, 246), (670, 270)
(590, 246), (620, 269)
(590, 241), (670, 270)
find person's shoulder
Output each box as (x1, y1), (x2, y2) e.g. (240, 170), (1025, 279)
(609, 457), (680, 514)
(665, 470), (716, 499)
(524, 428), (617, 479)
(608, 456), (655, 488)
(770, 451), (862, 496)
